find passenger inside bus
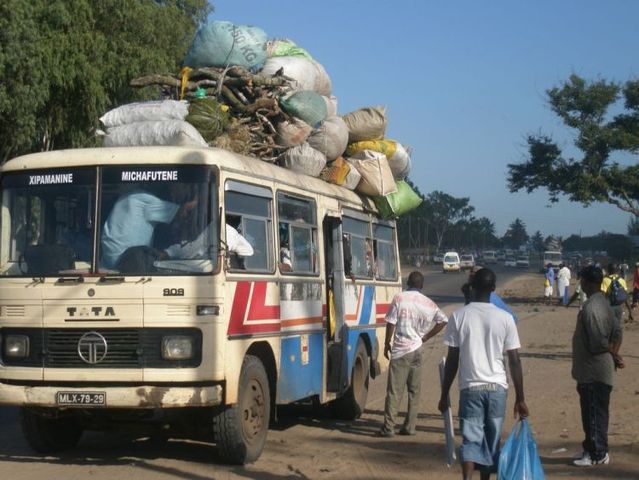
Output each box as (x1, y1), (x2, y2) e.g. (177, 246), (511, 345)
(279, 223), (293, 272)
(100, 186), (196, 270)
(225, 215), (254, 269)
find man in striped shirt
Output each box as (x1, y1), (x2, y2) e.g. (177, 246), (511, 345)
(377, 271), (448, 437)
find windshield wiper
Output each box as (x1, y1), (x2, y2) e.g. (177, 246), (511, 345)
(98, 275), (125, 284)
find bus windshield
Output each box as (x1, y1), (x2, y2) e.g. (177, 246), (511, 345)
(0, 165), (217, 277)
(0, 168), (96, 276)
(99, 165), (217, 275)
(543, 251), (562, 262)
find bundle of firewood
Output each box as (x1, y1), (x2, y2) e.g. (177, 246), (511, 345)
(130, 66), (297, 160)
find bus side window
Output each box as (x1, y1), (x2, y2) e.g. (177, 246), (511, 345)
(373, 223), (398, 280)
(276, 192), (318, 274)
(225, 185), (273, 273)
(343, 216), (373, 279)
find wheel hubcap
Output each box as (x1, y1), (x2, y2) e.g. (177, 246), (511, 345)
(241, 378), (266, 444)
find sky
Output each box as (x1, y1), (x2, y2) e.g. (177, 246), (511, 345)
(210, 0), (638, 238)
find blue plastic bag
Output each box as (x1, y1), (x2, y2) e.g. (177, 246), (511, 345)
(185, 21), (268, 71)
(498, 418), (545, 480)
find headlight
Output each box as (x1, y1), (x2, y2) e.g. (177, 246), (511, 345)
(161, 336), (193, 360)
(196, 305), (220, 316)
(4, 335), (30, 358)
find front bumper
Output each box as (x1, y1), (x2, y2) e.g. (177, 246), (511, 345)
(0, 383), (223, 408)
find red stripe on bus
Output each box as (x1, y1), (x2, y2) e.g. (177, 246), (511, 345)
(376, 303), (390, 315)
(227, 281), (252, 335)
(247, 281), (280, 320)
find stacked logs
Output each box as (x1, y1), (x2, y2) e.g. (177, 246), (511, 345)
(130, 66), (298, 161)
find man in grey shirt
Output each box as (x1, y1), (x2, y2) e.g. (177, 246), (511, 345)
(572, 266), (624, 467)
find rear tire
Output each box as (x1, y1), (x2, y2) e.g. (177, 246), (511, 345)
(213, 355), (270, 464)
(330, 338), (369, 420)
(21, 408), (83, 453)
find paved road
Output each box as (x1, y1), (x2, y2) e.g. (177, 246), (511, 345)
(0, 264), (530, 480)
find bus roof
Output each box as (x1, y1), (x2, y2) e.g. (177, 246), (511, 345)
(1, 146), (378, 213)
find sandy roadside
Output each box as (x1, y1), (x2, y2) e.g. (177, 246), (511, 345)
(491, 273), (639, 480)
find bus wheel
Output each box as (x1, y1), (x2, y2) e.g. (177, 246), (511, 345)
(21, 408), (83, 453)
(330, 338), (369, 420)
(213, 355), (270, 464)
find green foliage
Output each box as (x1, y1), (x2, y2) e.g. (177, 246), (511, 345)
(563, 232), (633, 262)
(502, 218), (529, 249)
(396, 183), (496, 251)
(424, 191), (475, 251)
(508, 74), (639, 217)
(628, 217), (639, 236)
(0, 0), (211, 162)
(531, 230), (545, 252)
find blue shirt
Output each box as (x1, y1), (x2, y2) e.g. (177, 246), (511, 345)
(545, 268), (555, 283)
(101, 191), (178, 269)
(490, 292), (518, 324)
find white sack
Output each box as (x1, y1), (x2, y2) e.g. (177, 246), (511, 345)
(261, 56), (331, 95)
(388, 143), (412, 179)
(103, 120), (208, 148)
(322, 95), (338, 117)
(347, 150), (397, 196)
(276, 117), (313, 147)
(307, 116), (349, 161)
(312, 60), (332, 96)
(279, 142), (327, 177)
(342, 161), (362, 190)
(100, 100), (188, 128)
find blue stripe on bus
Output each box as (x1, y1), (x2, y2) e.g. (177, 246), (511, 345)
(277, 333), (324, 403)
(359, 285), (375, 325)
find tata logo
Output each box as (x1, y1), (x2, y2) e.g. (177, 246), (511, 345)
(66, 306), (116, 318)
(77, 331), (108, 365)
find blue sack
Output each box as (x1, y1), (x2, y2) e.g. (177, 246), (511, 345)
(185, 21), (268, 71)
(498, 418), (545, 480)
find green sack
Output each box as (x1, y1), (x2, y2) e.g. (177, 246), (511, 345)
(185, 97), (229, 143)
(267, 39), (313, 60)
(279, 91), (327, 128)
(374, 180), (423, 219)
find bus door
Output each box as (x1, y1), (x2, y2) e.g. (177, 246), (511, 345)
(323, 214), (348, 393)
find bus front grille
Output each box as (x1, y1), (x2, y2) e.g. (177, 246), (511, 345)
(0, 328), (202, 368)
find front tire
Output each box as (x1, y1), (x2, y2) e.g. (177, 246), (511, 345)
(330, 338), (369, 420)
(213, 355), (270, 464)
(21, 408), (83, 453)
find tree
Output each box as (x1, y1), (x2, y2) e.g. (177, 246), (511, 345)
(423, 191), (474, 251)
(0, 0), (211, 162)
(507, 74), (639, 217)
(628, 216), (639, 236)
(502, 218), (529, 249)
(531, 231), (545, 252)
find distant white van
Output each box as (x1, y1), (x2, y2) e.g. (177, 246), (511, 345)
(442, 251), (461, 273)
(482, 250), (497, 264)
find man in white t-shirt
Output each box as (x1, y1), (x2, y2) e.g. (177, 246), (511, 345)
(557, 262), (572, 305)
(439, 268), (528, 479)
(377, 271), (448, 437)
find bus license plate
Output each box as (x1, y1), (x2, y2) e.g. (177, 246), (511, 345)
(56, 391), (106, 406)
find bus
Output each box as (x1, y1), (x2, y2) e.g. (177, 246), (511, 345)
(0, 147), (401, 464)
(543, 250), (563, 271)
